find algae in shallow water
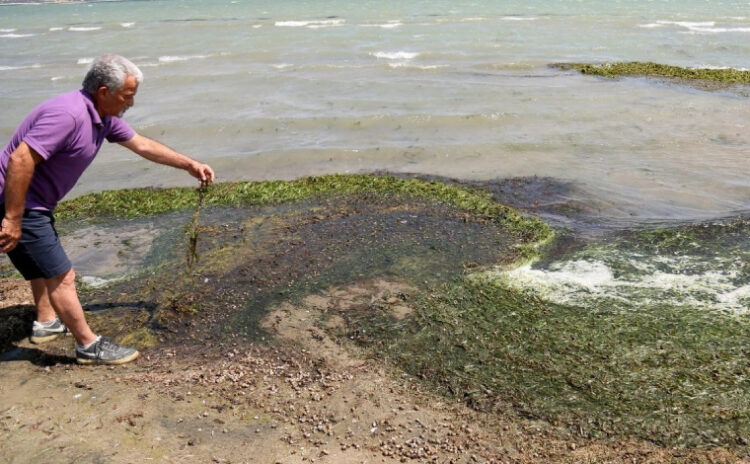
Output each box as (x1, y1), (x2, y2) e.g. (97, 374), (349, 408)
(345, 277), (750, 451)
(342, 215), (750, 451)
(56, 174), (551, 242)
(553, 61), (750, 89)
(69, 176), (545, 351)
(185, 180), (210, 269)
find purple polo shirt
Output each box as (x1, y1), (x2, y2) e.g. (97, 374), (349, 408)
(0, 89), (135, 211)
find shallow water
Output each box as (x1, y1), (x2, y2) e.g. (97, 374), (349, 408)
(1, 0), (749, 222)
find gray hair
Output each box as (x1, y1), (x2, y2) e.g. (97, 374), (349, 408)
(81, 54), (143, 95)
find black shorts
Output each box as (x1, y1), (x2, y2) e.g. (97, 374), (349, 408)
(1, 204), (72, 280)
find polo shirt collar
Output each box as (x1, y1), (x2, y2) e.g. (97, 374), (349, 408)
(79, 89), (104, 127)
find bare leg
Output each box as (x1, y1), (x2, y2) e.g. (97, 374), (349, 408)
(44, 268), (97, 346)
(30, 278), (56, 323)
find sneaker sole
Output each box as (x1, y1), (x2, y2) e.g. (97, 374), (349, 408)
(30, 333), (62, 344)
(29, 330), (71, 344)
(76, 350), (140, 366)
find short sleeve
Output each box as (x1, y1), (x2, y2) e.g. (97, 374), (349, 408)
(23, 109), (77, 160)
(106, 117), (136, 143)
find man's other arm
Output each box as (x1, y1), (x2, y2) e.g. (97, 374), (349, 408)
(120, 134), (215, 183)
(0, 142), (43, 253)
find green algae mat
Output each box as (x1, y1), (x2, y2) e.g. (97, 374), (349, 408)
(44, 174), (550, 349)
(553, 61), (750, 92)
(3, 174), (750, 455)
(343, 215), (750, 453)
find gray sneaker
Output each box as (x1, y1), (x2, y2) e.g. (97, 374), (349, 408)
(75, 337), (140, 365)
(30, 318), (70, 344)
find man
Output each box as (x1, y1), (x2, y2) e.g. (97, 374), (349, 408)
(0, 55), (215, 365)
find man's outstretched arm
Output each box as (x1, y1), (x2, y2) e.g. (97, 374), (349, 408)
(119, 134), (215, 183)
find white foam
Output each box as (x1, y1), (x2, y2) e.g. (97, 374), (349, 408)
(0, 63), (42, 71)
(275, 19), (345, 28)
(500, 16), (538, 21)
(483, 255), (750, 312)
(361, 21), (402, 29)
(68, 26), (102, 32)
(51, 76), (65, 81)
(308, 23), (343, 29)
(77, 57), (94, 65)
(275, 20), (308, 27)
(0, 33), (35, 38)
(49, 27), (64, 31)
(502, 260), (615, 296)
(0, 28), (16, 32)
(81, 276), (116, 288)
(640, 20), (750, 34)
(718, 285), (750, 305)
(252, 24), (263, 29)
(659, 20), (716, 28)
(120, 22), (135, 28)
(371, 51), (419, 60)
(158, 54), (210, 63)
(686, 26), (750, 33)
(272, 63), (292, 69)
(388, 63), (446, 70)
(639, 20), (710, 29)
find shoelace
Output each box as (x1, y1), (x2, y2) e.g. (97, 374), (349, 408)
(97, 337), (116, 351)
(89, 337), (116, 358)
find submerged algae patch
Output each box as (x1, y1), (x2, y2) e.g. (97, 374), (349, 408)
(68, 176), (546, 350)
(553, 61), (750, 92)
(340, 216), (750, 452)
(345, 277), (750, 451)
(57, 175), (551, 248)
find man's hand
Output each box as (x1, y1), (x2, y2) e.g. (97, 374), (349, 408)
(0, 216), (22, 253)
(188, 161), (215, 184)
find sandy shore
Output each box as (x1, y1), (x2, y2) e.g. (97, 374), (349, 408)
(1, 276), (746, 464)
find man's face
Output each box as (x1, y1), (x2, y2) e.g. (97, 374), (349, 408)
(96, 74), (138, 118)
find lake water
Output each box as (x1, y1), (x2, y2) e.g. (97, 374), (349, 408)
(1, 0), (749, 221)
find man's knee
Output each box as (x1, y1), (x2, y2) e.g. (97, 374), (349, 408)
(46, 268), (76, 289)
